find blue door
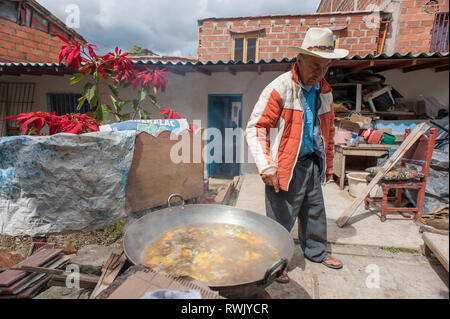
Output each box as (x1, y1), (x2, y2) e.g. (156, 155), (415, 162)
(207, 94), (242, 179)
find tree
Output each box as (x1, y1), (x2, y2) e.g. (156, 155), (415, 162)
(129, 45), (157, 56)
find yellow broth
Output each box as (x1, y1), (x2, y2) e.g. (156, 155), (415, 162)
(141, 223), (281, 285)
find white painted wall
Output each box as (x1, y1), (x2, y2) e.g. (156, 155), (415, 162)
(3, 66), (447, 174)
(380, 69), (449, 107)
(0, 71), (285, 174)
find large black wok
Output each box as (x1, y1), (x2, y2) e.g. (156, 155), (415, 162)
(123, 194), (295, 298)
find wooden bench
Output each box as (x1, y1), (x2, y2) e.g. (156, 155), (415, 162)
(422, 232), (449, 272)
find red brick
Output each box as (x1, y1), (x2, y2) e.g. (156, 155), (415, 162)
(407, 7), (423, 14)
(345, 37), (358, 44)
(404, 33), (418, 40)
(0, 47), (8, 56)
(14, 29), (29, 40)
(397, 40), (411, 47)
(271, 27), (283, 33)
(406, 20), (421, 27)
(277, 33), (289, 39)
(402, 1), (416, 7)
(0, 41), (14, 50)
(352, 30), (366, 37)
(23, 39), (38, 49)
(15, 44), (30, 53)
(360, 37), (373, 44)
(5, 50), (26, 59)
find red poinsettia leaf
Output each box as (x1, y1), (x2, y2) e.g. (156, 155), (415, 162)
(56, 34), (70, 44)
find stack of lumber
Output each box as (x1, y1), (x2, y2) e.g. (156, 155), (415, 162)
(0, 248), (69, 299)
(417, 204), (449, 235)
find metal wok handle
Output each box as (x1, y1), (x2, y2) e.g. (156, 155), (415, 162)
(262, 257), (288, 285)
(167, 193), (185, 208)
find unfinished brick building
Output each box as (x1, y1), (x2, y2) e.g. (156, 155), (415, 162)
(197, 0), (449, 62)
(0, 0), (85, 63)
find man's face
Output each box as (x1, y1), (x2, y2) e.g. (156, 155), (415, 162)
(297, 54), (332, 86)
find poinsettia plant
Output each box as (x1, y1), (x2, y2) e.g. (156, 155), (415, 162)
(4, 112), (100, 135)
(58, 36), (169, 123)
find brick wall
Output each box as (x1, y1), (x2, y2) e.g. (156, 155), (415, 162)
(198, 12), (380, 62)
(0, 18), (68, 63)
(396, 0), (449, 54)
(317, 0), (382, 12)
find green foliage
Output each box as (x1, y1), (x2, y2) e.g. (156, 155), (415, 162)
(129, 45), (156, 56)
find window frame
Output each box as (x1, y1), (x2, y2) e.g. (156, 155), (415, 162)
(231, 33), (260, 62)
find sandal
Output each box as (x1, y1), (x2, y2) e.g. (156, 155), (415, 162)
(322, 255), (343, 269)
(275, 270), (290, 284)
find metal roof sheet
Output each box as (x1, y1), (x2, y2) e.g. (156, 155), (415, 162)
(0, 52), (447, 69)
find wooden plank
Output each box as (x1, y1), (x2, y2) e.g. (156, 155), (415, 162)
(0, 254), (68, 296)
(311, 274), (319, 299)
(336, 122), (430, 227)
(341, 149), (387, 157)
(0, 249), (63, 287)
(89, 252), (126, 299)
(422, 232), (449, 272)
(125, 130), (204, 213)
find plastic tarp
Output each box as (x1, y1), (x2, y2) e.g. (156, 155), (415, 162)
(0, 131), (136, 236)
(99, 119), (190, 136)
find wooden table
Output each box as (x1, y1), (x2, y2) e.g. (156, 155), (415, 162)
(333, 144), (397, 190)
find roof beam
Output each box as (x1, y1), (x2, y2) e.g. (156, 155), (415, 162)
(164, 67), (185, 76)
(350, 60), (375, 72)
(402, 59), (449, 73)
(257, 64), (262, 75)
(226, 66), (236, 75)
(435, 65), (449, 72)
(195, 67), (211, 76)
(373, 59), (418, 73)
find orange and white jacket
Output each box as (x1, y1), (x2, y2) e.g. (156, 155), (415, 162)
(245, 64), (335, 191)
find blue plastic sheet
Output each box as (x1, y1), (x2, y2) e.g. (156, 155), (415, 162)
(0, 131), (136, 236)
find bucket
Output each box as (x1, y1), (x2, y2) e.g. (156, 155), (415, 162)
(347, 172), (383, 198)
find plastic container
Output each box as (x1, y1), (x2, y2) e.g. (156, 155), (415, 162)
(347, 172), (383, 198)
(381, 132), (396, 145)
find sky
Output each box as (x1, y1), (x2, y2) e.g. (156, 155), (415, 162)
(37, 0), (321, 56)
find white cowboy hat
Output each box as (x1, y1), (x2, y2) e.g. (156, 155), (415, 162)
(287, 27), (349, 59)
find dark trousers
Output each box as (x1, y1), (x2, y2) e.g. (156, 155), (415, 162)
(265, 155), (327, 262)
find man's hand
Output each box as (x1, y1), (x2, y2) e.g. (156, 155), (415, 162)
(261, 168), (280, 193)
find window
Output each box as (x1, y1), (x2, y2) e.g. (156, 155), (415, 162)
(0, 82), (35, 136)
(232, 34), (259, 62)
(47, 93), (90, 115)
(430, 12), (449, 52)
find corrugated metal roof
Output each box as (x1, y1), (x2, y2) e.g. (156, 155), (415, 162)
(0, 52), (447, 68)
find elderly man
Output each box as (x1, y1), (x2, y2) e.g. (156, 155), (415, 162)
(245, 28), (348, 283)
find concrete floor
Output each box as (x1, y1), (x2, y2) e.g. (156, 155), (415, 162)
(235, 174), (449, 299)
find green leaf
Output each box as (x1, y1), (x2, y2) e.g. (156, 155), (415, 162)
(95, 104), (111, 124)
(115, 113), (131, 122)
(70, 73), (87, 85)
(111, 95), (129, 113)
(122, 82), (133, 89)
(139, 109), (150, 120)
(83, 82), (97, 107)
(149, 95), (161, 109)
(108, 84), (119, 97)
(76, 96), (87, 111)
(139, 89), (148, 102)
(132, 99), (140, 111)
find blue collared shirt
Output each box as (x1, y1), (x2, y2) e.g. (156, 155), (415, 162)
(298, 80), (319, 157)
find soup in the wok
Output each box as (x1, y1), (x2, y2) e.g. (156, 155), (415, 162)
(141, 223), (281, 285)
